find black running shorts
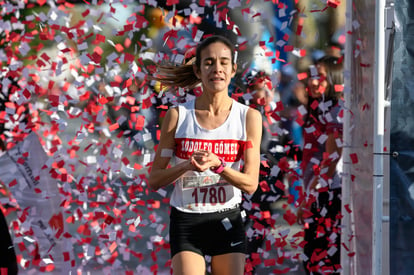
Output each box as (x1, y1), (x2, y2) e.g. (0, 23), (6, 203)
(169, 206), (246, 258)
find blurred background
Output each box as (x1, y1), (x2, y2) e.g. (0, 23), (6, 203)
(0, 0), (347, 274)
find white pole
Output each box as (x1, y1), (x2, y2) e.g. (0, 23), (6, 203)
(341, 0), (354, 274)
(373, 0), (386, 274)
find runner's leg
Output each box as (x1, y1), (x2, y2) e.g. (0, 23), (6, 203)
(211, 252), (245, 275)
(172, 251), (206, 275)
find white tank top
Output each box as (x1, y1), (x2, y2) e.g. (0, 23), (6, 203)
(171, 99), (249, 213)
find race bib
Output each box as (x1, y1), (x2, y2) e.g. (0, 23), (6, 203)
(181, 175), (235, 211)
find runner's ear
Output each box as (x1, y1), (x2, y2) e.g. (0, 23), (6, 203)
(231, 63), (237, 77)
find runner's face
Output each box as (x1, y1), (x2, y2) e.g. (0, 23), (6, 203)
(195, 42), (236, 93)
(308, 63), (328, 98)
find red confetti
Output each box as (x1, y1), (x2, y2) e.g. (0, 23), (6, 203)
(283, 209), (297, 225)
(349, 153), (358, 164)
(327, 0), (341, 8)
(344, 204), (352, 213)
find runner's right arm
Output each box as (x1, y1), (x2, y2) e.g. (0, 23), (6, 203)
(148, 107), (194, 190)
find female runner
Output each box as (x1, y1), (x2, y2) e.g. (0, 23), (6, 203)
(148, 35), (262, 274)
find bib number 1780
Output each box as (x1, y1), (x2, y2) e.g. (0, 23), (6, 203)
(191, 186), (226, 205)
